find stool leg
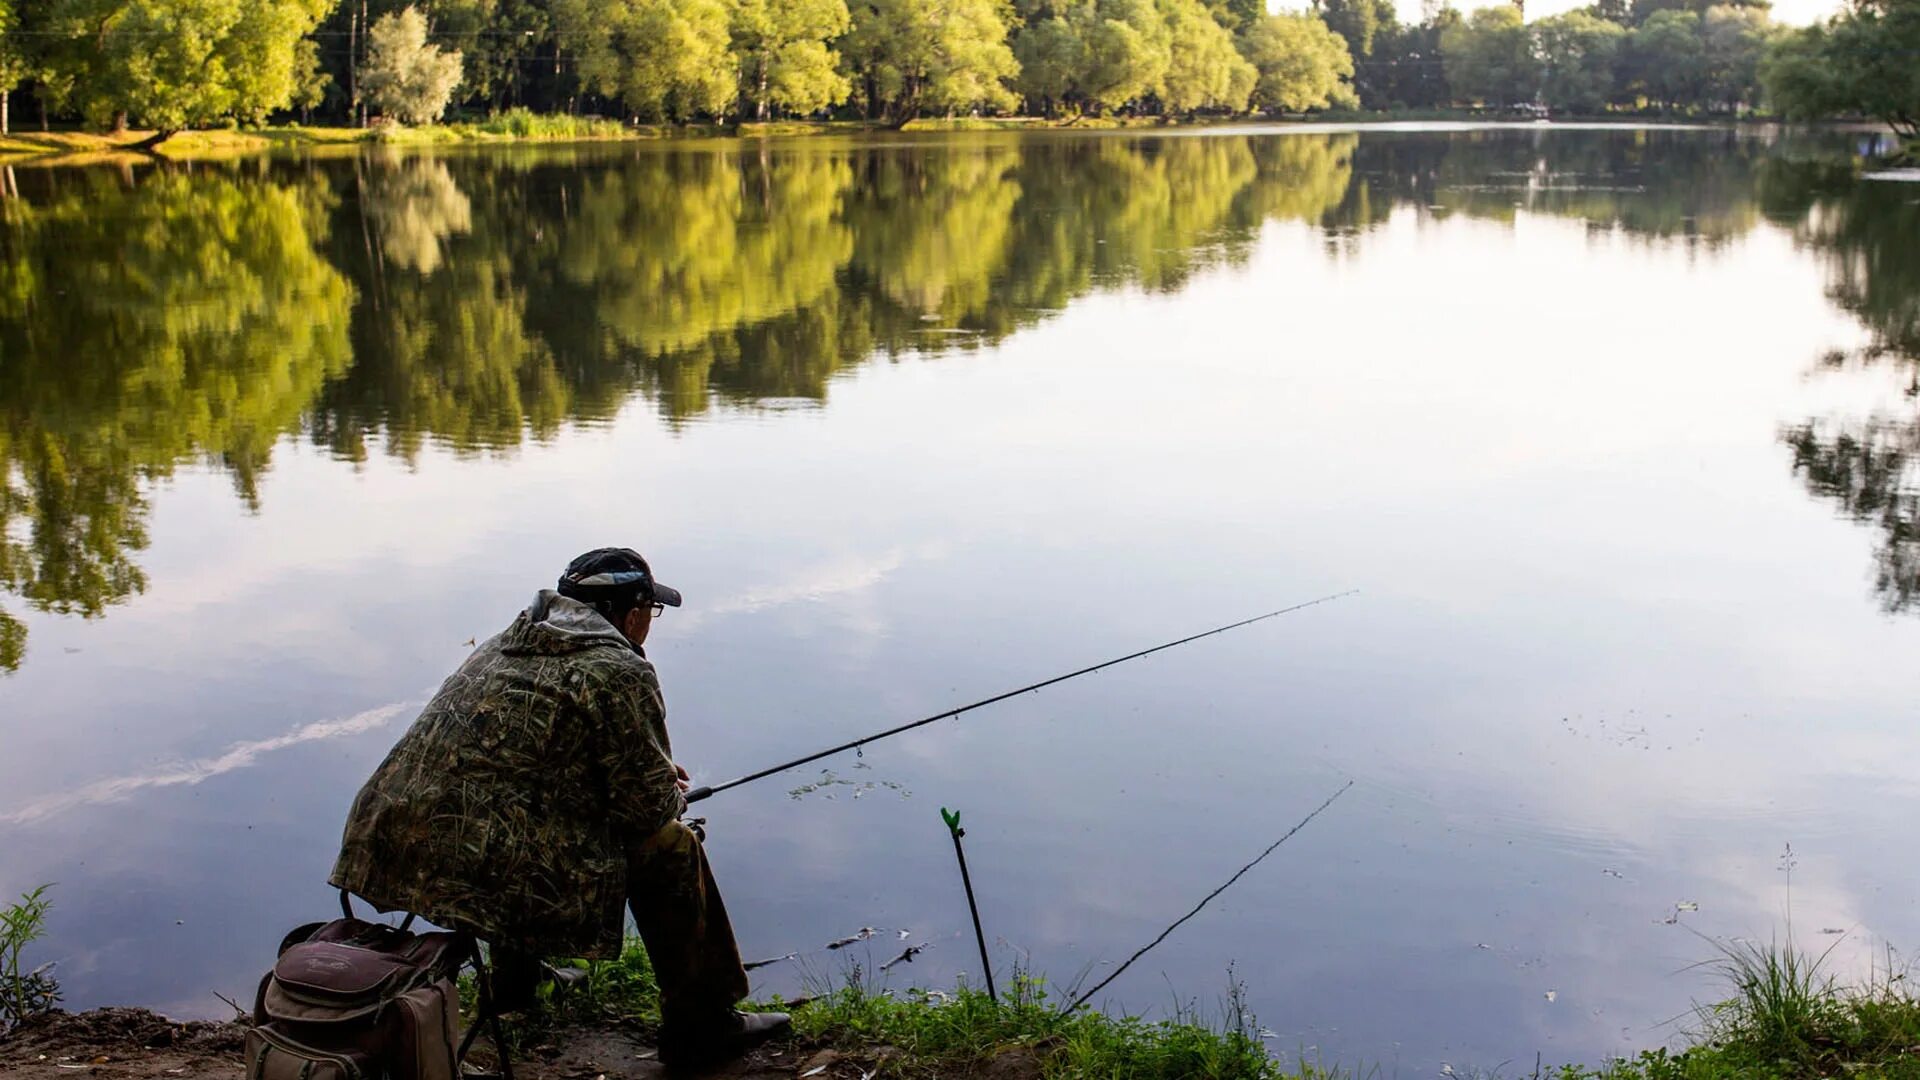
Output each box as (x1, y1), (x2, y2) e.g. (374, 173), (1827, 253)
(460, 941), (515, 1080)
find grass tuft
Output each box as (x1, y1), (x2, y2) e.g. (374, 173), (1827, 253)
(1, 885), (61, 1033)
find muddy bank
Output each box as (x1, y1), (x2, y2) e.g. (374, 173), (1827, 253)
(0, 1009), (1040, 1080)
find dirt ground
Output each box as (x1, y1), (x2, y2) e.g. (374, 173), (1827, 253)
(0, 1009), (1044, 1080)
(0, 1009), (860, 1080)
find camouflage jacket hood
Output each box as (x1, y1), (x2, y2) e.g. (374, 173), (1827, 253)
(501, 589), (640, 657)
(330, 591), (684, 957)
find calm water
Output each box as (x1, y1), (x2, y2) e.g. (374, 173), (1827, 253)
(3, 125), (1918, 1072)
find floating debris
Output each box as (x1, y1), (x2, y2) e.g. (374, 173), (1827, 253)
(788, 769), (912, 801)
(1602, 868), (1625, 879)
(1544, 990), (1558, 1003)
(826, 927), (880, 950)
(1821, 928), (1848, 936)
(881, 944), (927, 972)
(1661, 900), (1701, 925)
(897, 929), (912, 940)
(744, 953), (798, 971)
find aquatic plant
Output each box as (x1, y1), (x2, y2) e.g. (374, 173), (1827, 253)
(0, 885), (60, 1032)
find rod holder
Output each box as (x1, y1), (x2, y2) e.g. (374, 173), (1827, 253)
(941, 807), (996, 1003)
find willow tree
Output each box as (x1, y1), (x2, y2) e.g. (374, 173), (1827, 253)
(555, 0), (736, 120)
(1239, 12), (1358, 113)
(43, 0), (332, 134)
(842, 0), (1021, 123)
(729, 0), (851, 118)
(1159, 0), (1256, 112)
(358, 7), (465, 124)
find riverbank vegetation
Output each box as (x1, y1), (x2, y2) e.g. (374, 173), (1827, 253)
(0, 0), (1913, 156)
(19, 885), (1920, 1077)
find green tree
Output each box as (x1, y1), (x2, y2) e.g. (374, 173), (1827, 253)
(0, 0), (30, 135)
(1440, 5), (1540, 106)
(290, 36), (333, 123)
(1626, 9), (1704, 108)
(1239, 12), (1358, 112)
(1080, 0), (1172, 111)
(358, 7), (465, 123)
(557, 0), (738, 120)
(1159, 0), (1256, 112)
(1314, 0), (1394, 57)
(841, 0), (1021, 122)
(1535, 9), (1626, 111)
(1758, 23), (1846, 120)
(730, 0), (852, 118)
(1359, 9), (1455, 108)
(1822, 0), (1920, 136)
(44, 0), (333, 134)
(1700, 3), (1769, 111)
(1013, 12), (1086, 113)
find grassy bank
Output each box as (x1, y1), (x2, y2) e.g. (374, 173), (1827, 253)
(485, 931), (1920, 1080)
(0, 112), (1296, 162)
(16, 878), (1920, 1079)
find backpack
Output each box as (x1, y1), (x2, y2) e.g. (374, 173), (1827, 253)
(246, 916), (467, 1080)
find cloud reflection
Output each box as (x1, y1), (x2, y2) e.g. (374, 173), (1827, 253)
(0, 701), (412, 826)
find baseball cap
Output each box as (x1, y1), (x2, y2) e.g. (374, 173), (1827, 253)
(556, 547), (683, 609)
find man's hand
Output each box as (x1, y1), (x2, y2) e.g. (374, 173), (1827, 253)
(675, 762), (691, 792)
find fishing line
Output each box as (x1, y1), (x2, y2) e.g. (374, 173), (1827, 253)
(684, 589), (1358, 804)
(1067, 778), (1356, 1013)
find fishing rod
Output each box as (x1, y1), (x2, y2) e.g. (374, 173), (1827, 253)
(1067, 779), (1354, 1012)
(684, 589), (1357, 805)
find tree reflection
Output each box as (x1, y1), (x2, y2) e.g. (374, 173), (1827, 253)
(0, 168), (354, 671)
(1767, 160), (1920, 613)
(8, 129), (1910, 667)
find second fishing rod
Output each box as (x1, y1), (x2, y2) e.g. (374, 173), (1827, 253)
(684, 588), (1357, 805)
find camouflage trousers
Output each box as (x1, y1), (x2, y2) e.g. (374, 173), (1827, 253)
(628, 818), (751, 1027)
(493, 819), (749, 1025)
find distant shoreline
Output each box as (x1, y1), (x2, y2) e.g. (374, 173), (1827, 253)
(0, 113), (1883, 164)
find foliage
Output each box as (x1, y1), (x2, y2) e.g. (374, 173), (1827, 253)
(1356, 10), (1455, 109)
(1314, 0), (1393, 58)
(555, 0), (736, 121)
(43, 0), (333, 132)
(1535, 10), (1626, 112)
(794, 967), (1291, 1079)
(841, 0), (1021, 122)
(729, 0), (852, 118)
(1763, 0), (1920, 137)
(1626, 10), (1706, 108)
(1241, 13), (1358, 113)
(0, 886), (60, 1032)
(1440, 5), (1540, 106)
(291, 37), (334, 117)
(1699, 4), (1768, 110)
(469, 107), (629, 137)
(1013, 0), (1172, 116)
(358, 7), (465, 124)
(1758, 24), (1847, 120)
(0, 0), (31, 133)
(1160, 0), (1257, 112)
(1555, 936), (1920, 1080)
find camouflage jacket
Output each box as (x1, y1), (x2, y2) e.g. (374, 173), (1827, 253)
(330, 591), (685, 958)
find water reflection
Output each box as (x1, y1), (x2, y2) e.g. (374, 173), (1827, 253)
(1767, 159), (1920, 612)
(0, 128), (1909, 670)
(0, 169), (354, 670)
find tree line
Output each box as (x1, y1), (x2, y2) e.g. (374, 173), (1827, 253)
(0, 0), (1912, 136)
(0, 0), (1356, 135)
(1350, 0), (1918, 132)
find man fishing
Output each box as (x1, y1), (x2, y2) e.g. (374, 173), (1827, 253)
(329, 547), (789, 1068)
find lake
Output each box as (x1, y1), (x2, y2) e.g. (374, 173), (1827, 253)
(2, 123), (1917, 1073)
